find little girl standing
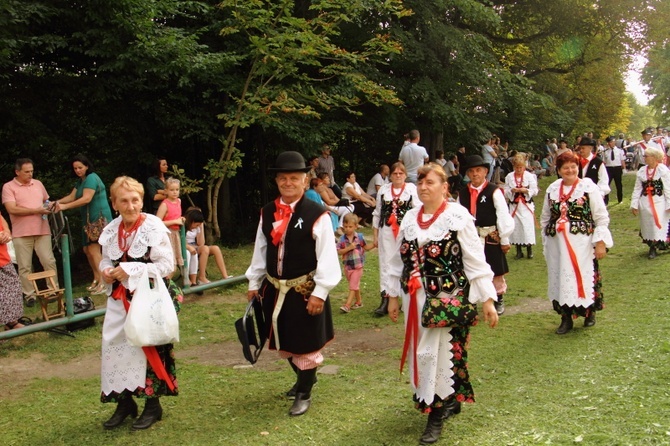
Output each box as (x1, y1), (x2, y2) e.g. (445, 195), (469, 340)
(156, 178), (184, 273)
(337, 213), (374, 313)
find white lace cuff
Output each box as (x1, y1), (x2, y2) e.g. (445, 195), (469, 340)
(467, 276), (498, 304)
(592, 227), (613, 248)
(119, 262), (162, 292)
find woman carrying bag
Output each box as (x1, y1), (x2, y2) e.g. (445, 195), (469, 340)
(98, 176), (182, 430)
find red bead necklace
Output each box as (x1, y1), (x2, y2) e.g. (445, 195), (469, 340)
(417, 199), (448, 229)
(391, 183), (405, 200)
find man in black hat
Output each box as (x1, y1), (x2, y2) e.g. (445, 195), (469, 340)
(577, 137), (610, 198)
(245, 151), (341, 416)
(458, 155), (514, 315)
(602, 136), (626, 204)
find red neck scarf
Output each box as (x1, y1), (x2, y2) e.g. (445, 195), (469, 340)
(468, 181), (487, 217)
(270, 198), (294, 246)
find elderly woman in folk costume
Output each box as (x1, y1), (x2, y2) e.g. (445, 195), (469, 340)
(503, 154), (539, 259)
(98, 176), (182, 430)
(540, 152), (613, 335)
(630, 147), (670, 259)
(387, 163), (498, 445)
(371, 161), (421, 316)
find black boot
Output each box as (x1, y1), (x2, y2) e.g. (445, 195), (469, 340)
(514, 245), (524, 259)
(555, 314), (574, 335)
(419, 406), (445, 445)
(494, 294), (505, 315)
(526, 245), (533, 259)
(286, 359), (317, 399)
(132, 398), (163, 430)
(441, 400), (462, 420)
(289, 368), (317, 416)
(103, 397), (138, 429)
(584, 311), (596, 327)
(649, 246), (657, 259)
(374, 293), (389, 316)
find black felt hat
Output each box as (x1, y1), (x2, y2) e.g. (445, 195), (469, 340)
(464, 155), (490, 171)
(234, 296), (267, 364)
(578, 137), (597, 147)
(268, 151), (311, 173)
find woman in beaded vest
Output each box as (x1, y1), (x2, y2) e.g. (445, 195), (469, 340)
(387, 163), (498, 445)
(371, 161), (421, 316)
(503, 154), (539, 260)
(98, 176), (182, 430)
(630, 147), (670, 259)
(540, 152), (613, 335)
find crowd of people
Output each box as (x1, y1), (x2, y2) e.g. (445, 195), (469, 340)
(1, 123), (668, 442)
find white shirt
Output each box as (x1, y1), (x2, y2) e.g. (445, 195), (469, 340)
(399, 142), (429, 182)
(366, 173), (387, 195)
(603, 146), (627, 167)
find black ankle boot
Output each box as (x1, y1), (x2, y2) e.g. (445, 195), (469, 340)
(132, 398), (163, 430)
(494, 295), (505, 315)
(289, 368), (317, 416)
(103, 397), (138, 429)
(584, 311), (596, 327)
(527, 245), (533, 259)
(441, 400), (462, 420)
(649, 246), (657, 259)
(514, 245), (524, 259)
(374, 294), (389, 316)
(286, 360), (317, 399)
(420, 407), (445, 444)
(555, 314), (574, 335)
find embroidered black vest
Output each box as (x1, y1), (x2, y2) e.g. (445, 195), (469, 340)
(543, 193), (595, 237)
(641, 179), (663, 197)
(379, 192), (414, 228)
(261, 197), (325, 279)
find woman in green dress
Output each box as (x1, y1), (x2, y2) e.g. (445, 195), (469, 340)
(55, 154), (113, 294)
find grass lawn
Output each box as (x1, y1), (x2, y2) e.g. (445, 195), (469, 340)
(2, 172), (670, 445)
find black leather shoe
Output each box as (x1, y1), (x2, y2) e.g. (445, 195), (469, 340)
(555, 315), (573, 335)
(419, 407), (445, 444)
(373, 295), (389, 316)
(288, 392), (311, 416)
(103, 398), (138, 429)
(584, 312), (596, 327)
(526, 246), (533, 259)
(494, 295), (505, 315)
(514, 246), (524, 259)
(441, 401), (461, 420)
(132, 398), (163, 430)
(649, 247), (657, 259)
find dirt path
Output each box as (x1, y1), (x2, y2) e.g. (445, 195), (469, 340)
(0, 297), (550, 399)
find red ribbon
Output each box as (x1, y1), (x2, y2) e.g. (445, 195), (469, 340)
(468, 185), (479, 217)
(556, 219), (586, 299)
(270, 199), (293, 246)
(646, 167), (661, 229)
(112, 284), (176, 392)
(400, 274), (421, 387)
(511, 195), (540, 229)
(388, 211), (399, 238)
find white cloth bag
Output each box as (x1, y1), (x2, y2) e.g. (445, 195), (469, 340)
(124, 268), (179, 347)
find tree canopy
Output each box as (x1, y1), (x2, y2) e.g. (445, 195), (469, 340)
(1, 0), (665, 242)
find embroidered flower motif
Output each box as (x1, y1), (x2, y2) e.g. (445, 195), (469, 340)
(426, 243), (441, 258)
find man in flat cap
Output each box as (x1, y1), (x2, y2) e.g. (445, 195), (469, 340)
(577, 137), (610, 198)
(245, 151), (341, 416)
(458, 155), (514, 315)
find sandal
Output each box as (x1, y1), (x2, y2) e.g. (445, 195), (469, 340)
(90, 282), (107, 295)
(352, 302), (363, 309)
(86, 280), (99, 292)
(5, 320), (25, 330)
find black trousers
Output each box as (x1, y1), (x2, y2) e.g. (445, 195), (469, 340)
(605, 166), (623, 204)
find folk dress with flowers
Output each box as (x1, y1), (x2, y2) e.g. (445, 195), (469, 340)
(372, 181), (421, 298)
(98, 213), (183, 402)
(388, 202), (496, 412)
(503, 170), (538, 246)
(630, 163), (670, 247)
(540, 178), (613, 317)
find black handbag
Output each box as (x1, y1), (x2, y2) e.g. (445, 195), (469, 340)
(234, 296), (267, 364)
(66, 296), (96, 332)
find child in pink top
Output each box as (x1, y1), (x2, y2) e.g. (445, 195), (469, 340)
(156, 178), (184, 271)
